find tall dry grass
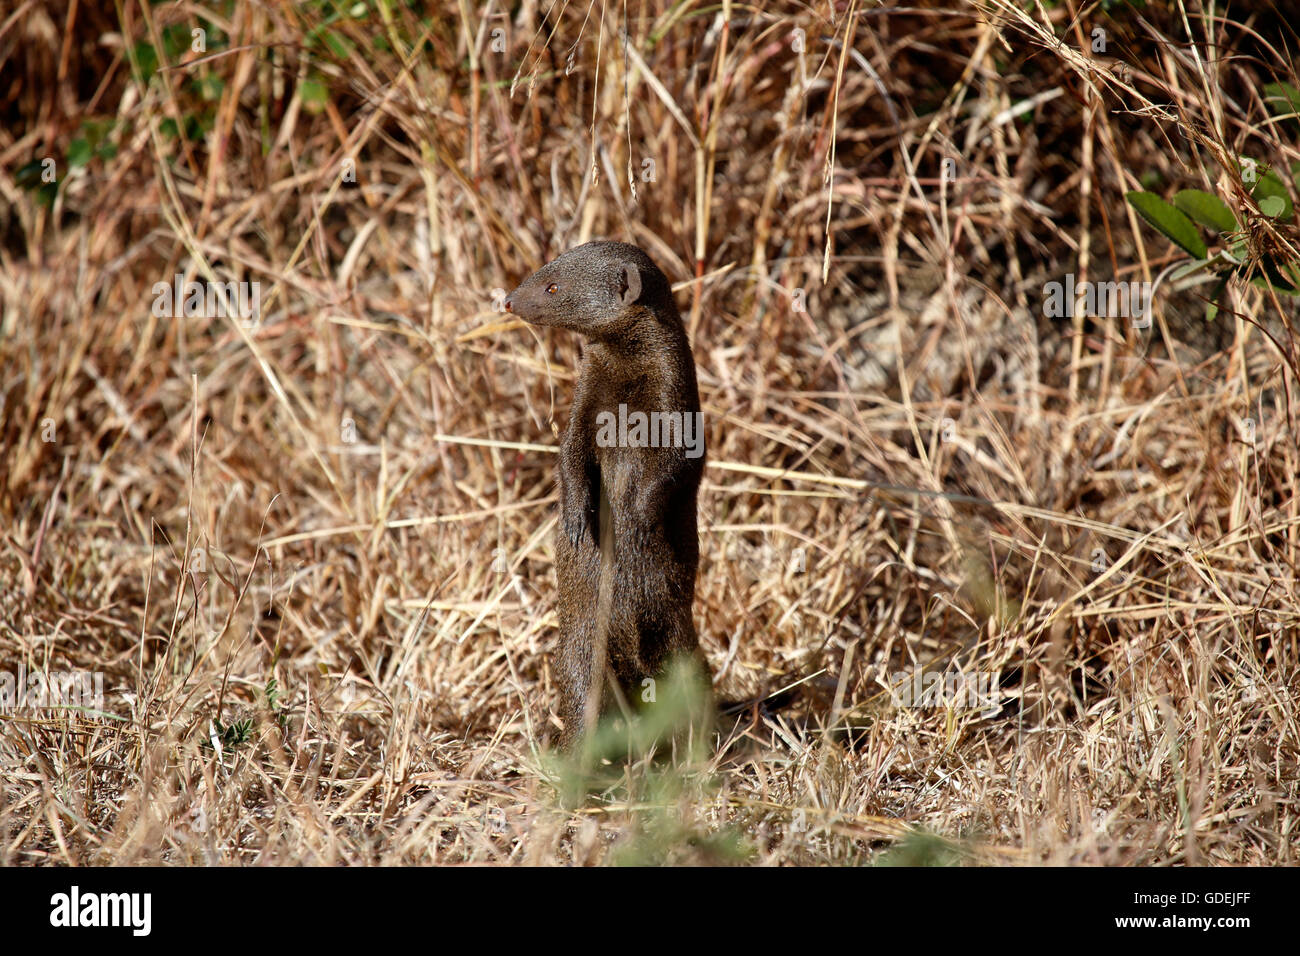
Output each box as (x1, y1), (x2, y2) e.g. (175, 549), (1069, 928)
(0, 0), (1297, 864)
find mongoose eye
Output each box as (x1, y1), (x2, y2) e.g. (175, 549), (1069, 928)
(546, 283), (558, 294)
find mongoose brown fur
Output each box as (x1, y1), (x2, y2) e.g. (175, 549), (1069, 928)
(505, 240), (712, 752)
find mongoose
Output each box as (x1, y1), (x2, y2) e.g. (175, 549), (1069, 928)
(505, 240), (712, 752)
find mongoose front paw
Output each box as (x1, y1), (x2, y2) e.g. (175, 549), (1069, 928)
(562, 510), (591, 548)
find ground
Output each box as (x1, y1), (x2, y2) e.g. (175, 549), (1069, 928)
(1, 0), (1297, 865)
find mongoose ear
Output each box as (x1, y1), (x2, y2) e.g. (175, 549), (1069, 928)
(618, 263), (642, 306)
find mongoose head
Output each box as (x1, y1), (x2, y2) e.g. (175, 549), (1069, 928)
(505, 240), (676, 340)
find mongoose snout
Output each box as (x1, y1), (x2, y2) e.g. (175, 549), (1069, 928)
(505, 241), (657, 336)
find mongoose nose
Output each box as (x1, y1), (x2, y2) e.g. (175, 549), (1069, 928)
(505, 296), (513, 313)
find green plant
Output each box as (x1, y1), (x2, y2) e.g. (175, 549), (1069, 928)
(876, 829), (966, 867)
(1125, 171), (1300, 322)
(265, 677), (290, 732)
(213, 715), (254, 749)
(1124, 86), (1300, 320)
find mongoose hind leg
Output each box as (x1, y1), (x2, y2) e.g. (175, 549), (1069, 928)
(554, 617), (594, 753)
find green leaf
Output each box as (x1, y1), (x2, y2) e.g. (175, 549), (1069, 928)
(1169, 257), (1215, 284)
(322, 29), (354, 58)
(130, 41), (158, 78)
(1251, 261), (1300, 295)
(1263, 82), (1300, 121)
(1125, 191), (1207, 258)
(300, 77), (328, 108)
(67, 138), (93, 168)
(14, 160), (45, 190)
(1259, 195), (1286, 218)
(1250, 276), (1300, 296)
(1252, 169), (1293, 220)
(160, 23), (191, 61)
(79, 118), (109, 147)
(197, 74), (225, 102)
(1173, 189), (1238, 233)
(1204, 274), (1229, 322)
(189, 111), (214, 138)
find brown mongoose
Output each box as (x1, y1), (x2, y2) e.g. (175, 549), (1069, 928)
(505, 240), (712, 752)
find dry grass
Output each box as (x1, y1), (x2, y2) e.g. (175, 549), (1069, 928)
(1, 0), (1298, 865)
